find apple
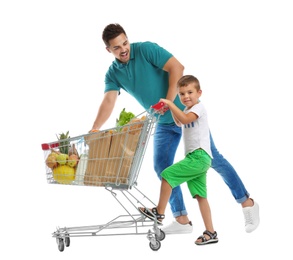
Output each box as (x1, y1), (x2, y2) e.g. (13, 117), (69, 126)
(46, 152), (58, 169)
(56, 153), (68, 165)
(67, 154), (79, 167)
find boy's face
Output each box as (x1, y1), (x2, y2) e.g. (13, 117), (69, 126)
(178, 83), (202, 109)
(106, 33), (130, 64)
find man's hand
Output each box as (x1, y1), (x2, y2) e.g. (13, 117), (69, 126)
(88, 129), (99, 133)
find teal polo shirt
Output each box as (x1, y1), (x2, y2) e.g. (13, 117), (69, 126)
(104, 41), (184, 125)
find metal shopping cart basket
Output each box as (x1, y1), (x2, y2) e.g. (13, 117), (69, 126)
(41, 108), (166, 252)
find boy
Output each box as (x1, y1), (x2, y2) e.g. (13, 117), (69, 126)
(139, 75), (218, 245)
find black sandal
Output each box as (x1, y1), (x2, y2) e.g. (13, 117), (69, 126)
(195, 230), (219, 245)
(138, 207), (165, 224)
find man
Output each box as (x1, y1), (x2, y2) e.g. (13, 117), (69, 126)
(91, 23), (260, 234)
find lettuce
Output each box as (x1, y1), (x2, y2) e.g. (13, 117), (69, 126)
(116, 108), (135, 127)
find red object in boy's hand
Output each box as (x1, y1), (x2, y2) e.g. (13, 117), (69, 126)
(151, 102), (169, 113)
(152, 102), (166, 110)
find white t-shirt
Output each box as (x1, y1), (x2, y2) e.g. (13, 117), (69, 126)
(182, 102), (212, 158)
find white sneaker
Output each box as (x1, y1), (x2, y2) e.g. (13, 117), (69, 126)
(162, 220), (193, 234)
(243, 200), (260, 233)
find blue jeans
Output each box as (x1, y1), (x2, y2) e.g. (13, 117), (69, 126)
(153, 123), (187, 217)
(210, 133), (250, 203)
(153, 123), (250, 218)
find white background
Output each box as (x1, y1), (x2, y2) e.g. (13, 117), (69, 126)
(1, 0), (292, 258)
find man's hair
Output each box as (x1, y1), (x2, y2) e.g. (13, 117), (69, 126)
(177, 75), (201, 90)
(102, 23), (127, 47)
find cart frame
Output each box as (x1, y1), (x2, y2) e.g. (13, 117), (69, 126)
(41, 110), (165, 251)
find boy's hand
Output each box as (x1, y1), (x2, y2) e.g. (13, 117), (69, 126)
(152, 101), (169, 114)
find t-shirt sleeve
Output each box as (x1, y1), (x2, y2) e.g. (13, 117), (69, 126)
(140, 41), (173, 69)
(104, 70), (120, 93)
(188, 103), (205, 118)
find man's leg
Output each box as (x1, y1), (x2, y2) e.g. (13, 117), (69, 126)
(153, 124), (192, 234)
(210, 132), (260, 232)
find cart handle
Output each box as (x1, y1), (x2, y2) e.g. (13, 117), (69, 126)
(41, 142), (59, 151)
(151, 101), (169, 112)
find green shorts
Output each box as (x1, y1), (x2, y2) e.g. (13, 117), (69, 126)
(161, 149), (211, 198)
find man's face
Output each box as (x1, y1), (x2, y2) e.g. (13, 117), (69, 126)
(106, 33), (130, 63)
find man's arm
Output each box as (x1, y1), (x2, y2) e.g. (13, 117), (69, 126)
(91, 90), (118, 131)
(163, 56), (184, 102)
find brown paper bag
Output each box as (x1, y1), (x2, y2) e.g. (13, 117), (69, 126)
(83, 131), (112, 186)
(105, 128), (142, 184)
(83, 118), (145, 186)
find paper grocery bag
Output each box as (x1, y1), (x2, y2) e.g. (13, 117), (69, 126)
(105, 127), (142, 184)
(83, 131), (112, 186)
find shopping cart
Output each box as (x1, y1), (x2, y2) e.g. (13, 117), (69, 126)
(41, 108), (166, 252)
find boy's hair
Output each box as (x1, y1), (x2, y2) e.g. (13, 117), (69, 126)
(102, 23), (127, 47)
(177, 75), (201, 90)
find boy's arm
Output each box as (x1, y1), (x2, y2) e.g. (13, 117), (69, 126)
(160, 98), (198, 125)
(171, 112), (182, 127)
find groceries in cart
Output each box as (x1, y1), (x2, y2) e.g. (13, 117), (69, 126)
(41, 108), (151, 188)
(41, 106), (167, 252)
(44, 131), (80, 184)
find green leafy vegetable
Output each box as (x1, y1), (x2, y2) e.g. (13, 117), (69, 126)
(116, 108), (135, 127)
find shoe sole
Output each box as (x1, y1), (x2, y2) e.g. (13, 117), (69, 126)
(195, 239), (219, 245)
(162, 229), (193, 234)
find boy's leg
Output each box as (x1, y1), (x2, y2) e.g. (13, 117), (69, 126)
(153, 124), (192, 233)
(209, 132), (260, 232)
(157, 178), (173, 214)
(195, 196), (218, 245)
(196, 196), (214, 233)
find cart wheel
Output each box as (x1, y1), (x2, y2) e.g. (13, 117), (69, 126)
(58, 238), (65, 252)
(65, 237), (70, 247)
(149, 240), (161, 251)
(155, 229), (165, 241)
